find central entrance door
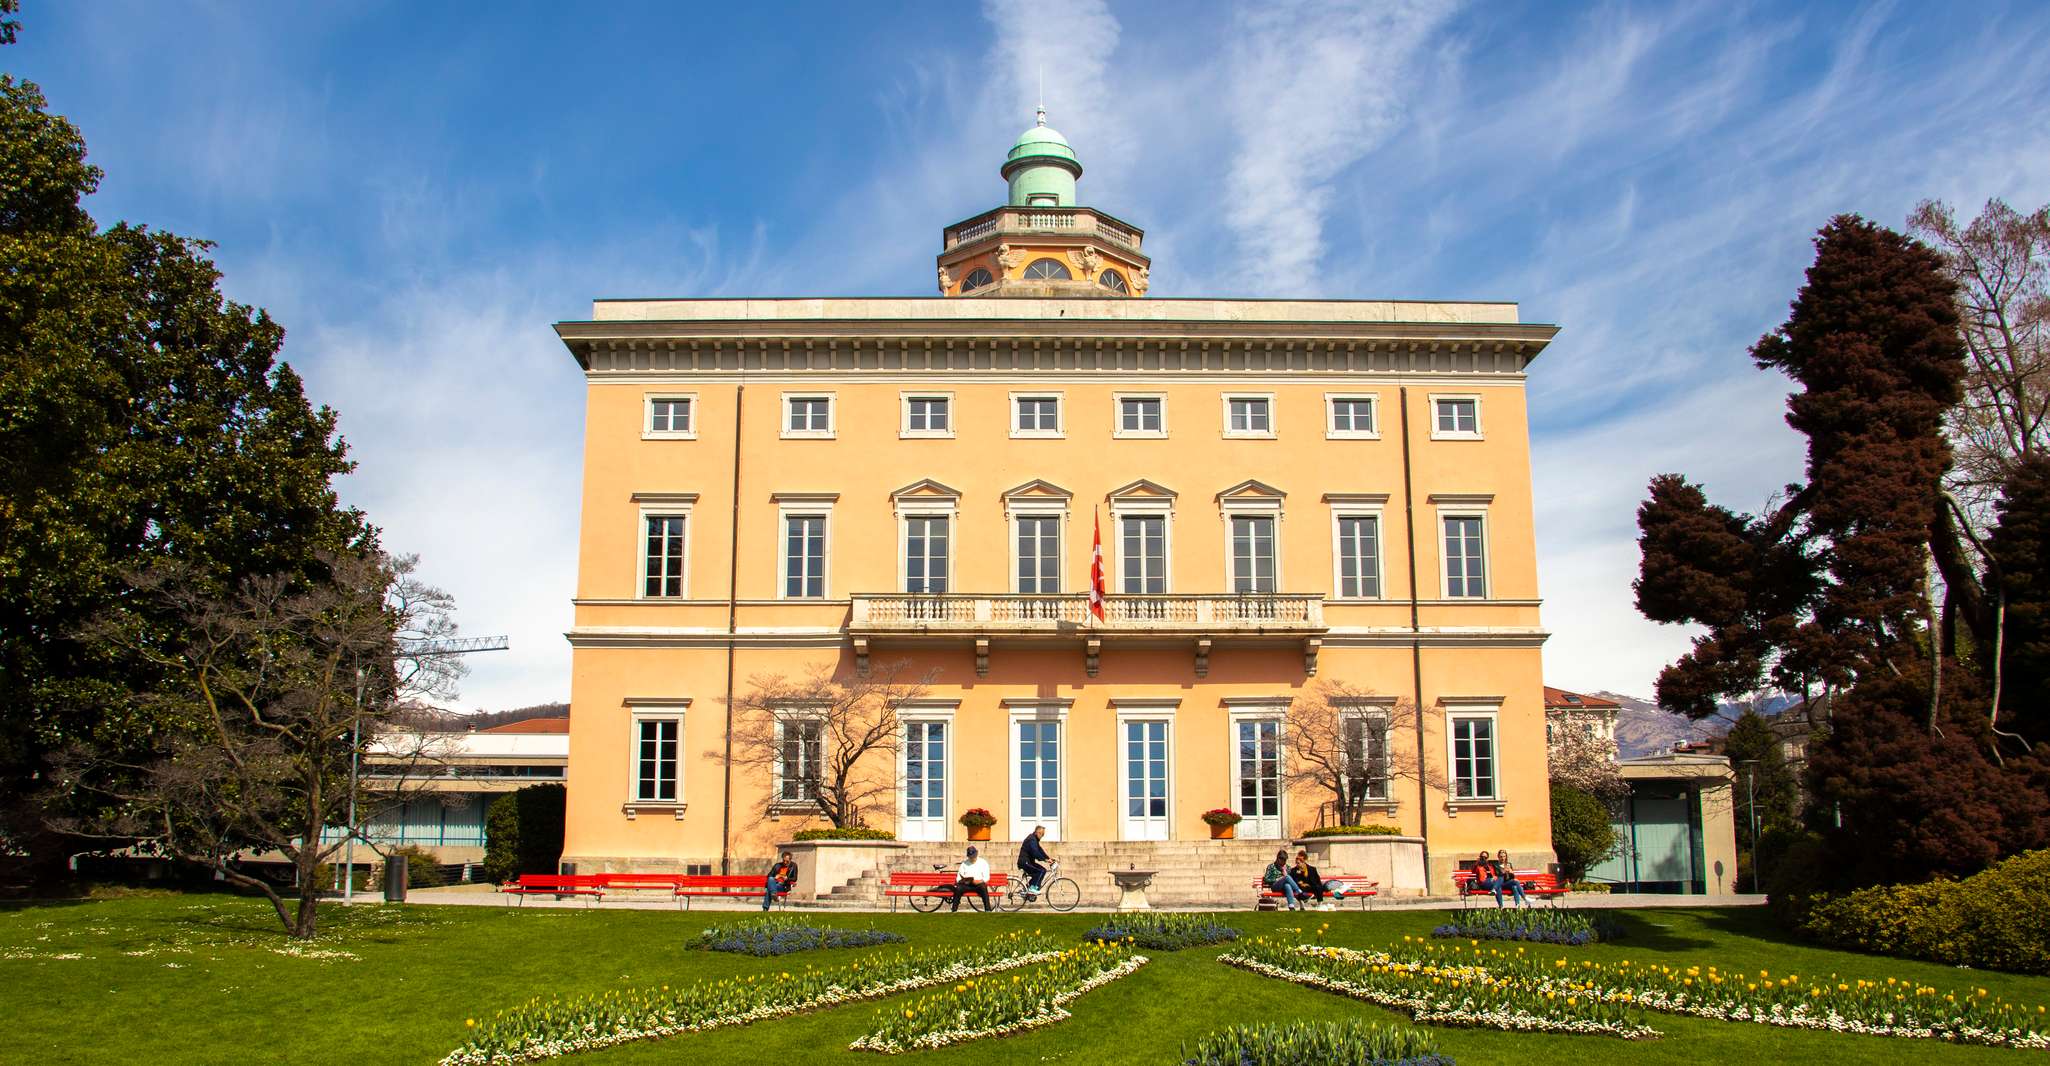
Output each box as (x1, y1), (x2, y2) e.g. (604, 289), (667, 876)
(1121, 719), (1171, 840)
(900, 719), (947, 841)
(1234, 718), (1283, 838)
(1012, 717), (1062, 841)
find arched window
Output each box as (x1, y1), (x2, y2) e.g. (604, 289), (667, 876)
(1023, 258), (1072, 281)
(1098, 269), (1128, 293)
(962, 267), (993, 292)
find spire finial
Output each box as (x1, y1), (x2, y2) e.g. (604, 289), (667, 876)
(1036, 66), (1046, 126)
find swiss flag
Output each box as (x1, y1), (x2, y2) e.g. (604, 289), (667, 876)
(1089, 508), (1107, 623)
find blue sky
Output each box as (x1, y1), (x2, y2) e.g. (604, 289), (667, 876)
(17, 1), (2050, 710)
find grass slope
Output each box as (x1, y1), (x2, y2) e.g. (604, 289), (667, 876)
(2, 892), (2044, 1065)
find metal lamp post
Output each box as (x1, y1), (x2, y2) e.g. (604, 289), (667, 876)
(1740, 759), (1760, 893)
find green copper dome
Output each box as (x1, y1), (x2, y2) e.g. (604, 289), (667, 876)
(1002, 110), (1082, 207)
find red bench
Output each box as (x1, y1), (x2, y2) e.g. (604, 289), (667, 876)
(1252, 874), (1379, 910)
(884, 870), (1010, 911)
(499, 874), (607, 906)
(673, 875), (791, 910)
(1452, 868), (1570, 907)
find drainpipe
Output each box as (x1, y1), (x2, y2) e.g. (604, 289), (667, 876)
(1399, 386), (1432, 894)
(720, 380), (745, 875)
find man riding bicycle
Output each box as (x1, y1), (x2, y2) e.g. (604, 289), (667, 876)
(1016, 824), (1052, 899)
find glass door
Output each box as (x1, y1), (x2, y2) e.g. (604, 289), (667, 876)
(1234, 718), (1283, 838)
(1121, 719), (1170, 840)
(900, 720), (947, 841)
(1012, 718), (1062, 840)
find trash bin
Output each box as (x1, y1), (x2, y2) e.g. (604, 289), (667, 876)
(383, 857), (408, 902)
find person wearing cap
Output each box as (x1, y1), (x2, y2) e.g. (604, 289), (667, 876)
(948, 845), (993, 912)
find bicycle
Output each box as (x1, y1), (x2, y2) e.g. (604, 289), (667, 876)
(909, 865), (997, 913)
(1002, 859), (1080, 912)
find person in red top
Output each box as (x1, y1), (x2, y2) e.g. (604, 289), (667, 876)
(762, 851), (798, 911)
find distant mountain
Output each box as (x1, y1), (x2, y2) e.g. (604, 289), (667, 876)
(394, 701), (568, 732)
(1595, 691), (1719, 758)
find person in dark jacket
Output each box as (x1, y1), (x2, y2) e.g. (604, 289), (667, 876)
(1262, 848), (1308, 910)
(1017, 825), (1052, 897)
(762, 851), (798, 910)
(1290, 849), (1331, 907)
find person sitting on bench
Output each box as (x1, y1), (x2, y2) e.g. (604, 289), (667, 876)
(947, 846), (993, 913)
(762, 851), (798, 911)
(1290, 849), (1337, 909)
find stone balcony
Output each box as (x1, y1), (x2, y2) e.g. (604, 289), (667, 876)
(849, 592), (1325, 677)
(942, 205), (1146, 254)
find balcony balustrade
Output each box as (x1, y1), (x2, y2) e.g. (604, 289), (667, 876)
(942, 206), (1145, 253)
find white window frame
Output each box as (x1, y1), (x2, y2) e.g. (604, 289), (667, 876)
(895, 494), (958, 594)
(900, 391), (956, 439)
(774, 494), (837, 600)
(1429, 393), (1483, 441)
(1327, 498), (1388, 601)
(1324, 393), (1380, 440)
(771, 710), (826, 811)
(1111, 700), (1179, 841)
(1431, 494), (1493, 600)
(1010, 391), (1065, 439)
(631, 492), (697, 600)
(622, 698), (690, 816)
(1219, 495), (1285, 592)
(1113, 392), (1168, 439)
(1336, 698), (1397, 807)
(895, 699), (959, 838)
(1008, 496), (1074, 594)
(1109, 496), (1174, 595)
(1005, 698), (1072, 840)
(1223, 698), (1291, 838)
(1222, 393), (1277, 439)
(1445, 700), (1505, 805)
(643, 393), (699, 440)
(781, 392), (837, 439)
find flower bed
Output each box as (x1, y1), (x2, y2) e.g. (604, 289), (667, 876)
(440, 931), (1064, 1065)
(694, 916), (906, 957)
(1430, 908), (1619, 946)
(1220, 938), (1660, 1040)
(1082, 913), (1239, 951)
(1300, 824), (1403, 837)
(1182, 1020), (1452, 1066)
(1372, 938), (2050, 1050)
(849, 941), (1147, 1053)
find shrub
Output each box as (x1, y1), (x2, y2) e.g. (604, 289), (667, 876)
(1083, 913), (1239, 951)
(695, 915), (905, 956)
(1300, 824), (1401, 837)
(1430, 907), (1621, 946)
(481, 784), (565, 883)
(1566, 881), (1612, 894)
(391, 845), (445, 888)
(791, 826), (895, 841)
(1549, 784), (1619, 881)
(1799, 848), (2050, 974)
(1182, 1020), (1451, 1066)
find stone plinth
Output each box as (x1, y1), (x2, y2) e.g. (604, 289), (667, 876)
(1292, 835), (1427, 897)
(1108, 868), (1158, 911)
(776, 839), (908, 901)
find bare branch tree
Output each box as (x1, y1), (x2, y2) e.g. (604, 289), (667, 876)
(55, 551), (462, 939)
(1281, 681), (1439, 828)
(722, 660), (934, 829)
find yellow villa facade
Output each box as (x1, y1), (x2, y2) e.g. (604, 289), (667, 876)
(553, 116), (1560, 895)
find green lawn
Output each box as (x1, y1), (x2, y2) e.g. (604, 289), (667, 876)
(2, 892), (2045, 1065)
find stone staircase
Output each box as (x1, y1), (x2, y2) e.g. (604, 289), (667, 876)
(817, 839), (1295, 908)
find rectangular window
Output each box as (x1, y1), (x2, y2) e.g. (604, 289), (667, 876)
(1014, 395), (1061, 435)
(1328, 397), (1376, 436)
(905, 395), (950, 434)
(1452, 716), (1497, 799)
(1120, 514), (1166, 594)
(1434, 397), (1480, 437)
(1016, 515), (1061, 593)
(1119, 396), (1163, 435)
(1336, 515), (1380, 598)
(785, 396), (832, 435)
(1342, 715), (1389, 802)
(904, 515), (949, 594)
(776, 718), (822, 803)
(1230, 515), (1277, 593)
(634, 718), (679, 802)
(647, 397), (693, 435)
(784, 515), (827, 598)
(1443, 515), (1487, 598)
(643, 514), (686, 597)
(1227, 396), (1273, 436)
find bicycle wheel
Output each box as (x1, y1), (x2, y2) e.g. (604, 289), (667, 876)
(910, 888), (946, 913)
(1043, 877), (1081, 912)
(1001, 882), (1031, 912)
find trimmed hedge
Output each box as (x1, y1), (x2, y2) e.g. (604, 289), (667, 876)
(791, 826), (896, 841)
(1799, 848), (2050, 975)
(1300, 824), (1402, 838)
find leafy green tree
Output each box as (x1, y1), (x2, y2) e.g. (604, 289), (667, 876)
(0, 71), (370, 881)
(482, 784), (566, 884)
(1549, 784), (1620, 883)
(1722, 711), (1800, 888)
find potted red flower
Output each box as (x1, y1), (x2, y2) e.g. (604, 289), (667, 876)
(1202, 808), (1243, 839)
(959, 807), (997, 841)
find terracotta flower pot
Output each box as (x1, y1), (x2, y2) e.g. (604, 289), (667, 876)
(967, 825), (992, 841)
(1210, 823), (1236, 839)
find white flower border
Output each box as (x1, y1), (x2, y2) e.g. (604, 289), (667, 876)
(441, 950), (1068, 1066)
(848, 955), (1151, 1054)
